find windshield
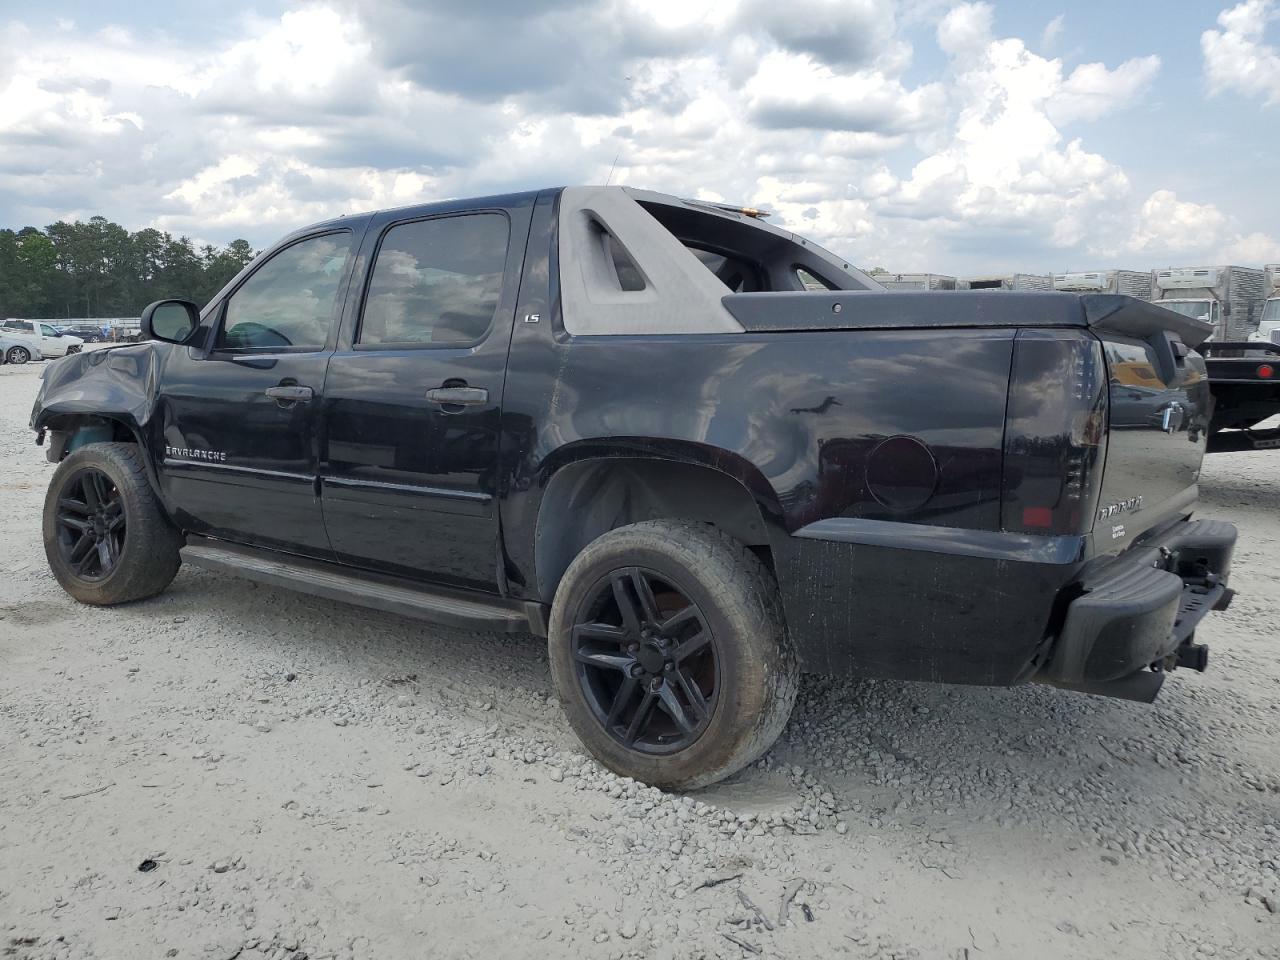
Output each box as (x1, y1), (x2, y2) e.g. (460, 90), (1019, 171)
(1263, 298), (1280, 322)
(1159, 300), (1212, 322)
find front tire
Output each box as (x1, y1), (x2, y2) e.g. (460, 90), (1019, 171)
(6, 346), (30, 364)
(548, 521), (798, 790)
(43, 443), (182, 605)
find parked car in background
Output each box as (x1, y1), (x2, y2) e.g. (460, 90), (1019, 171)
(59, 323), (108, 343)
(0, 332), (44, 364)
(1, 320), (84, 359)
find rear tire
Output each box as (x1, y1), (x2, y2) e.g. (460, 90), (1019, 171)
(43, 443), (182, 605)
(548, 520), (798, 790)
(6, 346), (30, 364)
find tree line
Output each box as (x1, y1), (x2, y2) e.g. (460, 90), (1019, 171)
(0, 216), (257, 320)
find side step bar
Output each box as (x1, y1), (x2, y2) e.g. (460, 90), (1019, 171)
(181, 538), (547, 636)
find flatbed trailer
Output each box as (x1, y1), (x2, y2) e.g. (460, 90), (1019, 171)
(1202, 340), (1280, 452)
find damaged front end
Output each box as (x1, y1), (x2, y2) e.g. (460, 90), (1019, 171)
(31, 344), (164, 461)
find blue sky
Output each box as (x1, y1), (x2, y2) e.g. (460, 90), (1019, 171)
(1, 0), (1278, 275)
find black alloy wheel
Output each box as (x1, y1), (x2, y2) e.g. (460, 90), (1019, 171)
(571, 567), (718, 754)
(54, 468), (126, 581)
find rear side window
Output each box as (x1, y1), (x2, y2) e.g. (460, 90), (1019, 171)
(219, 232), (350, 351)
(359, 213), (509, 346)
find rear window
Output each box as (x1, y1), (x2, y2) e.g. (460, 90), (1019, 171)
(633, 195), (873, 294)
(359, 213), (509, 346)
(690, 248), (763, 293)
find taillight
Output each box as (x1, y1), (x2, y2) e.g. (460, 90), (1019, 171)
(1001, 330), (1107, 536)
(1258, 364), (1274, 379)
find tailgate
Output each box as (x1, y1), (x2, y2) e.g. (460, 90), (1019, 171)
(1084, 296), (1213, 548)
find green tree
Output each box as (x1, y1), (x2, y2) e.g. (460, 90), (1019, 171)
(0, 217), (258, 319)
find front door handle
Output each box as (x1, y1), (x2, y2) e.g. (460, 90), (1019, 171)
(265, 385), (314, 402)
(425, 386), (488, 406)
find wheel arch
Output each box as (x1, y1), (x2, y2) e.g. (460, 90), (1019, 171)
(39, 413), (165, 503)
(531, 447), (783, 605)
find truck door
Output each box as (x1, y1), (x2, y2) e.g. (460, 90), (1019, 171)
(319, 204), (530, 592)
(155, 229), (360, 557)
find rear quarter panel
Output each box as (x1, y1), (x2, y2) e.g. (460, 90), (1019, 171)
(499, 310), (1039, 680)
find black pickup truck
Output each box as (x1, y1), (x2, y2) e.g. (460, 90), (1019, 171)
(30, 186), (1237, 788)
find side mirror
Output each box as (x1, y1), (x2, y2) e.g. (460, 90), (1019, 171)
(141, 299), (201, 345)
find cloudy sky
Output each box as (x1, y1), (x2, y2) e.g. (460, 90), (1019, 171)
(1, 0), (1278, 274)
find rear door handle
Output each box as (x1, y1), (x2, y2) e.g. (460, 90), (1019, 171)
(425, 386), (488, 406)
(264, 385), (314, 402)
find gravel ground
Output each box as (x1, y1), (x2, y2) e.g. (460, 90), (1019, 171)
(1, 354), (1278, 960)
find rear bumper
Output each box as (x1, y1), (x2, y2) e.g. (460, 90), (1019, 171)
(1036, 518), (1237, 701)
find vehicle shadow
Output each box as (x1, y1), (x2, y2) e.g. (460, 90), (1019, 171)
(140, 562), (1250, 827)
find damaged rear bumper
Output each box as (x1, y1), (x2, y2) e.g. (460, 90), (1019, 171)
(1037, 519), (1237, 702)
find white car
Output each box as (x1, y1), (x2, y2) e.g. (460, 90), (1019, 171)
(0, 332), (44, 364)
(0, 320), (84, 361)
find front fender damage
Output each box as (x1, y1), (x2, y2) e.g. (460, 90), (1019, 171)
(30, 343), (162, 445)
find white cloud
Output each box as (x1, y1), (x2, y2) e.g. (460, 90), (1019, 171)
(868, 3), (1155, 260)
(1040, 13), (1065, 53)
(1217, 230), (1280, 263)
(1203, 0), (1280, 104)
(1127, 190), (1280, 266)
(937, 2), (994, 56)
(1049, 56), (1160, 124)
(743, 50), (946, 133)
(1129, 190), (1229, 254)
(0, 0), (1269, 278)
(739, 0), (909, 71)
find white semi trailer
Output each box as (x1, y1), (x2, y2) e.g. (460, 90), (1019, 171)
(868, 271), (957, 291)
(960, 274), (1052, 291)
(1053, 270), (1152, 300)
(1255, 264), (1280, 344)
(1152, 265), (1265, 341)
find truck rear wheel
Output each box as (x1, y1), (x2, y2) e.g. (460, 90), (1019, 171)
(43, 442), (182, 605)
(7, 346), (30, 364)
(548, 520), (797, 790)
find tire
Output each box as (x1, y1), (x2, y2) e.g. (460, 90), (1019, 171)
(43, 442), (183, 605)
(6, 346), (30, 364)
(548, 520), (798, 790)
(66, 344), (82, 355)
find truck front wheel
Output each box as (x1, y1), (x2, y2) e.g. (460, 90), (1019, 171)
(548, 520), (798, 790)
(43, 443), (182, 605)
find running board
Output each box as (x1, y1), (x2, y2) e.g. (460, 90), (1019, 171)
(180, 538), (546, 635)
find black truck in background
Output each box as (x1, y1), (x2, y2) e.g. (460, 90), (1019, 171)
(29, 186), (1236, 788)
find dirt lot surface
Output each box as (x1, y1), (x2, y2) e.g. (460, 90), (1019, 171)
(1, 354), (1278, 960)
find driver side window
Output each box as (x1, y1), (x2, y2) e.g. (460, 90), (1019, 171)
(218, 232), (351, 351)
